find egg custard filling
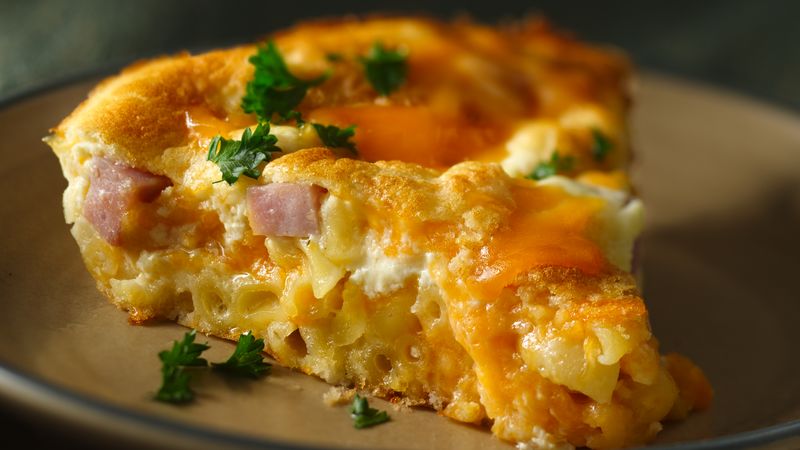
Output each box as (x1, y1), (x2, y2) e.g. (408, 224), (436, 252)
(46, 17), (711, 449)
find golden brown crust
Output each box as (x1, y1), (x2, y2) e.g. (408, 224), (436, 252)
(52, 46), (255, 175)
(265, 148), (512, 236)
(51, 16), (631, 177)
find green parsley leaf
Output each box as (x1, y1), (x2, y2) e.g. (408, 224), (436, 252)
(212, 331), (271, 378)
(591, 128), (613, 162)
(155, 330), (210, 404)
(241, 41), (327, 123)
(158, 330), (210, 367)
(155, 365), (194, 403)
(312, 123), (357, 153)
(526, 151), (575, 181)
(207, 122), (281, 185)
(325, 52), (344, 62)
(350, 394), (390, 429)
(360, 42), (407, 96)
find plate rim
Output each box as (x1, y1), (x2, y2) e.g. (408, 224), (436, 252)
(2, 351), (800, 450)
(2, 72), (800, 450)
(0, 359), (318, 450)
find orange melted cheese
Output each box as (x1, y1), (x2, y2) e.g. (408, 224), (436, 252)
(309, 105), (508, 168)
(432, 183), (620, 445)
(442, 261), (595, 445)
(577, 170), (630, 191)
(664, 353), (714, 420)
(188, 102), (513, 169)
(472, 184), (608, 298)
(185, 106), (253, 140)
(181, 18), (631, 173)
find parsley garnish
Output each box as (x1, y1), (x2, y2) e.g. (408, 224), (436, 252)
(154, 331), (274, 404)
(155, 330), (210, 404)
(312, 123), (357, 153)
(350, 394), (390, 429)
(241, 42), (327, 123)
(158, 330), (210, 367)
(212, 331), (271, 378)
(591, 128), (613, 162)
(207, 122), (281, 185)
(527, 151), (575, 181)
(360, 42), (407, 96)
(325, 52), (343, 62)
(156, 365), (194, 403)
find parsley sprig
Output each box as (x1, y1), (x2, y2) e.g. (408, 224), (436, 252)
(591, 128), (613, 162)
(241, 41), (327, 124)
(312, 123), (357, 153)
(155, 330), (210, 403)
(212, 331), (271, 378)
(207, 122), (281, 185)
(156, 366), (194, 403)
(526, 151), (575, 181)
(350, 394), (390, 429)
(155, 330), (270, 404)
(360, 42), (408, 96)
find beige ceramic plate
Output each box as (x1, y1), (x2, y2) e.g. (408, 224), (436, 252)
(0, 73), (799, 450)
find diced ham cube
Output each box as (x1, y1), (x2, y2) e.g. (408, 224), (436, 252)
(246, 183), (324, 237)
(83, 157), (172, 245)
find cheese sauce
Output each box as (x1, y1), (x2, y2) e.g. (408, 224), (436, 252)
(470, 184), (608, 298)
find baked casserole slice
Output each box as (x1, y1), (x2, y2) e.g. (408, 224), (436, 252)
(46, 17), (711, 449)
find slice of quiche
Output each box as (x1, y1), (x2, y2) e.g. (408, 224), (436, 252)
(46, 17), (711, 449)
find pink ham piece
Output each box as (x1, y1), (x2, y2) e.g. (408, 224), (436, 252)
(83, 157), (172, 245)
(246, 183), (324, 237)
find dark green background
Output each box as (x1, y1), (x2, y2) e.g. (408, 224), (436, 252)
(1, 0), (798, 448)
(2, 0), (800, 112)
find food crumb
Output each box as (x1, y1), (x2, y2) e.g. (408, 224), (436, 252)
(322, 386), (355, 406)
(390, 400), (412, 412)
